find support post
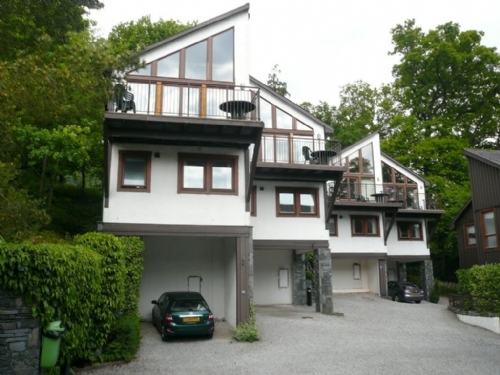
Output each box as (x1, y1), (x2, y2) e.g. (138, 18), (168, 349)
(314, 248), (334, 314)
(292, 251), (306, 305)
(420, 260), (434, 301)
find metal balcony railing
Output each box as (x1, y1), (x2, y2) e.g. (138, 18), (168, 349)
(112, 80), (261, 120)
(255, 136), (342, 165)
(327, 182), (441, 209)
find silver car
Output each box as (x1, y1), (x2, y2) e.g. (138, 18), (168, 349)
(388, 281), (424, 303)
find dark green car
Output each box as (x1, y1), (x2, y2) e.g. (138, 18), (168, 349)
(151, 291), (214, 341)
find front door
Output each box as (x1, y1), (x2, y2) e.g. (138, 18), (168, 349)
(378, 259), (387, 296)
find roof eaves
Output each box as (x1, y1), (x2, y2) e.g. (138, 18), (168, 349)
(450, 198), (472, 229)
(381, 151), (431, 187)
(463, 148), (500, 170)
(142, 3), (250, 54)
(249, 75), (334, 135)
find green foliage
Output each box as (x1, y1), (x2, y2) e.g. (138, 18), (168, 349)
(436, 280), (460, 296)
(119, 236), (145, 315)
(0, 162), (50, 242)
(76, 233), (126, 318)
(101, 314), (141, 362)
(267, 64), (290, 97)
(0, 241), (103, 363)
(455, 264), (500, 313)
(234, 300), (259, 342)
(107, 15), (196, 57)
(429, 282), (440, 304)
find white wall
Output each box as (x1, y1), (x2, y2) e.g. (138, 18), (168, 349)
(329, 211), (386, 254)
(253, 250), (293, 305)
(104, 144), (249, 226)
(386, 219), (429, 257)
(139, 236), (235, 324)
(331, 259), (380, 294)
(251, 181), (330, 241)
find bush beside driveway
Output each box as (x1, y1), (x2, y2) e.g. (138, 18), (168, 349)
(78, 293), (500, 375)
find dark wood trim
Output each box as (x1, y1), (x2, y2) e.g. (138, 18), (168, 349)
(250, 186), (257, 216)
(237, 236), (250, 324)
(325, 172), (343, 224)
(275, 187), (320, 218)
(350, 215), (380, 237)
(178, 153), (238, 195)
(99, 222), (252, 237)
(253, 239), (329, 251)
(331, 253), (387, 259)
(397, 221), (424, 241)
(384, 212), (397, 245)
(246, 128), (262, 204)
(480, 208), (499, 251)
(463, 222), (477, 248)
(117, 151), (152, 193)
(103, 123), (110, 207)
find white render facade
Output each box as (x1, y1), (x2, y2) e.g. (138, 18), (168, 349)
(100, 4), (443, 326)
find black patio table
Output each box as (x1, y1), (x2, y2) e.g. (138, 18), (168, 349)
(219, 100), (255, 119)
(310, 150), (337, 165)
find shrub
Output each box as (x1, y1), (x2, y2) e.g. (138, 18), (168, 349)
(101, 314), (141, 362)
(119, 236), (144, 315)
(234, 300), (259, 342)
(436, 280), (460, 296)
(429, 282), (440, 303)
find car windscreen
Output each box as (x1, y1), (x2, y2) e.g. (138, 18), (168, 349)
(401, 283), (418, 289)
(171, 299), (209, 312)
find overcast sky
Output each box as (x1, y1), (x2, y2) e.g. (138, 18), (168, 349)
(88, 0), (500, 106)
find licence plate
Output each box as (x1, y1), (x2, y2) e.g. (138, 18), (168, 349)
(412, 292), (420, 295)
(183, 317), (200, 323)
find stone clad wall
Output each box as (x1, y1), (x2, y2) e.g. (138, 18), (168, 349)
(0, 290), (40, 375)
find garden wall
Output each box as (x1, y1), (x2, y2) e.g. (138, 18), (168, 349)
(0, 290), (40, 375)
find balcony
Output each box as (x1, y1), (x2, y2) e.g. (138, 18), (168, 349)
(112, 80), (261, 121)
(328, 182), (443, 210)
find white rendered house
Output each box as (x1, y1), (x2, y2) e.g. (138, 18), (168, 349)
(99, 5), (443, 326)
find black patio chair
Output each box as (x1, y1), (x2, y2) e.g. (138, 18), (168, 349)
(114, 84), (136, 113)
(302, 146), (319, 164)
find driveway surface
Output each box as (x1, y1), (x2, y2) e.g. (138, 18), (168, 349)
(79, 294), (500, 375)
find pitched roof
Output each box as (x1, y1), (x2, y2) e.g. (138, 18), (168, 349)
(142, 3), (250, 54)
(463, 149), (500, 170)
(249, 76), (334, 135)
(450, 198), (472, 229)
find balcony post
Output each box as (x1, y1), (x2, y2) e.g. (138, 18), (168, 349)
(155, 82), (162, 115)
(201, 84), (207, 118)
(289, 133), (294, 163)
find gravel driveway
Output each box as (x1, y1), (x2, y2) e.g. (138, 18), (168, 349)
(78, 294), (500, 375)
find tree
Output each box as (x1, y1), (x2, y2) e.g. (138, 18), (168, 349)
(0, 0), (104, 62)
(267, 64), (290, 97)
(390, 19), (500, 148)
(107, 16), (197, 57)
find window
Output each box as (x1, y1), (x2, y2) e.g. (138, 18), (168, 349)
(351, 215), (379, 236)
(178, 154), (238, 195)
(128, 28), (234, 82)
(398, 222), (423, 241)
(118, 151), (152, 192)
(328, 215), (338, 236)
(275, 187), (319, 217)
(481, 210), (498, 250)
(464, 223), (476, 247)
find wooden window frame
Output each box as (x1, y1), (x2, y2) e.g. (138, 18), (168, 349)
(463, 222), (476, 248)
(117, 151), (152, 193)
(480, 209), (499, 251)
(350, 215), (380, 237)
(329, 215), (338, 237)
(251, 186), (257, 216)
(178, 153), (238, 195)
(397, 221), (423, 241)
(275, 187), (319, 218)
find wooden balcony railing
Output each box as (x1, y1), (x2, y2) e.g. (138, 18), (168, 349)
(253, 136), (342, 166)
(114, 80), (261, 120)
(327, 182), (442, 209)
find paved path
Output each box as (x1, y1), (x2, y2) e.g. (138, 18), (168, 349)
(78, 294), (500, 375)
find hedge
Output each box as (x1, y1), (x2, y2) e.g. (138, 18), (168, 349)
(456, 264), (500, 313)
(0, 233), (145, 367)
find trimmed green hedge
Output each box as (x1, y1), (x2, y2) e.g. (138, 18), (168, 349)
(456, 264), (500, 313)
(0, 233), (144, 367)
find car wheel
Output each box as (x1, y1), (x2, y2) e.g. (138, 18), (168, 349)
(391, 294), (395, 301)
(415, 301), (421, 304)
(395, 294), (401, 302)
(161, 324), (169, 342)
(206, 333), (214, 339)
